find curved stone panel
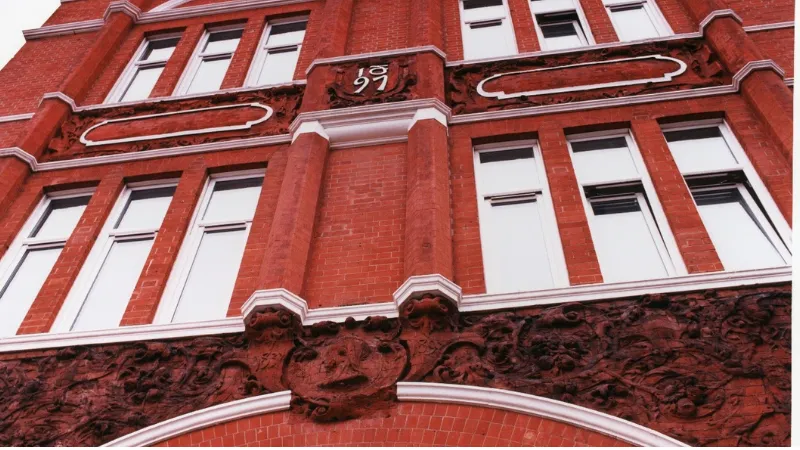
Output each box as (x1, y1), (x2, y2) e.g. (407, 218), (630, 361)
(80, 103), (273, 146)
(477, 55), (687, 100)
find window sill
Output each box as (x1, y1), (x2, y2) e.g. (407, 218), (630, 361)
(461, 266), (791, 312)
(0, 266), (789, 354)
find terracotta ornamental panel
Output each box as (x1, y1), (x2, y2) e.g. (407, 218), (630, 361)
(43, 85), (304, 162)
(0, 284), (789, 446)
(324, 55), (419, 109)
(446, 39), (732, 115)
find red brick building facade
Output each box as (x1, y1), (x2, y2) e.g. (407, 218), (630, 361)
(0, 0), (792, 446)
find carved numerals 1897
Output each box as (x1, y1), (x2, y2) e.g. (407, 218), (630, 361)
(354, 65), (389, 94)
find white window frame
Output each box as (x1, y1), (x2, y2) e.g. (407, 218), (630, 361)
(458, 0), (519, 60)
(603, 0), (672, 41)
(153, 169), (264, 324)
(174, 24), (244, 96)
(51, 180), (179, 333)
(0, 188), (94, 335)
(661, 119), (792, 260)
(689, 183), (792, 265)
(244, 16), (308, 88)
(567, 129), (687, 278)
(529, 0), (596, 51)
(473, 140), (570, 291)
(105, 33), (182, 104)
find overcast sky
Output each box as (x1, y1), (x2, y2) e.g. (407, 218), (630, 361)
(0, 0), (61, 69)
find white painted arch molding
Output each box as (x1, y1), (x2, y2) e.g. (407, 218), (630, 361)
(397, 383), (688, 447)
(103, 383), (686, 447)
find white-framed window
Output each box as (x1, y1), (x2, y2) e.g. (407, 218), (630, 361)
(459, 0), (518, 60)
(105, 34), (181, 103)
(245, 18), (307, 87)
(51, 182), (177, 333)
(154, 171), (264, 324)
(529, 0), (595, 50)
(568, 131), (685, 283)
(662, 120), (792, 271)
(473, 141), (568, 294)
(175, 26), (244, 95)
(603, 0), (672, 41)
(0, 190), (93, 337)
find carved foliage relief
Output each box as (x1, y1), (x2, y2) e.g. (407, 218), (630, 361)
(0, 285), (790, 446)
(325, 55), (418, 109)
(43, 85), (304, 162)
(446, 39), (731, 114)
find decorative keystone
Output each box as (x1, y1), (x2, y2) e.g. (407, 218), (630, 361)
(392, 274), (462, 310)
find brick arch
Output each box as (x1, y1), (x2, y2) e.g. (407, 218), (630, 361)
(154, 403), (629, 447)
(105, 384), (685, 447)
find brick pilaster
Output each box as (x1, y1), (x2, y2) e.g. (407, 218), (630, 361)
(150, 24), (205, 98)
(578, 0), (619, 43)
(227, 150), (287, 315)
(16, 12), (138, 159)
(674, 0), (793, 161)
(17, 172), (125, 334)
(630, 119), (723, 274)
(404, 119), (453, 279)
(120, 159), (208, 326)
(221, 16), (267, 89)
(258, 132), (330, 293)
(316, 0), (355, 59)
(538, 124), (603, 285)
(507, 0), (541, 52)
(408, 0), (445, 49)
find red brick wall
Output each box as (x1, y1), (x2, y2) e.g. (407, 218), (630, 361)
(442, 0), (464, 60)
(0, 121), (30, 148)
(654, 0), (696, 33)
(155, 402), (631, 447)
(724, 0), (795, 25)
(0, 33), (96, 115)
(302, 144), (406, 309)
(345, 0), (410, 54)
(43, 0), (111, 26)
(748, 28), (795, 78)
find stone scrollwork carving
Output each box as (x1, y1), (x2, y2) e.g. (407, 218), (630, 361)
(446, 38), (730, 115)
(326, 56), (418, 109)
(0, 285), (790, 446)
(43, 84), (304, 162)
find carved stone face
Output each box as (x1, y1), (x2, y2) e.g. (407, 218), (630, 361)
(286, 335), (406, 400)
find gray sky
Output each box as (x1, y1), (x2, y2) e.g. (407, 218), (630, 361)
(0, 0), (61, 69)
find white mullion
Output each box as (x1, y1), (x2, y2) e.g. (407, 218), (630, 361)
(717, 121), (792, 249)
(532, 143), (569, 287)
(246, 17), (307, 88)
(105, 38), (150, 104)
(473, 142), (568, 292)
(623, 133), (687, 275)
(154, 176), (214, 324)
(106, 33), (181, 104)
(692, 184), (792, 264)
(175, 26), (242, 95)
(634, 192), (677, 276)
(530, 0), (596, 50)
(54, 182), (176, 332)
(154, 170), (263, 325)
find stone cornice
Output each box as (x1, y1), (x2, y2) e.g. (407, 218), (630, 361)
(698, 9), (744, 34)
